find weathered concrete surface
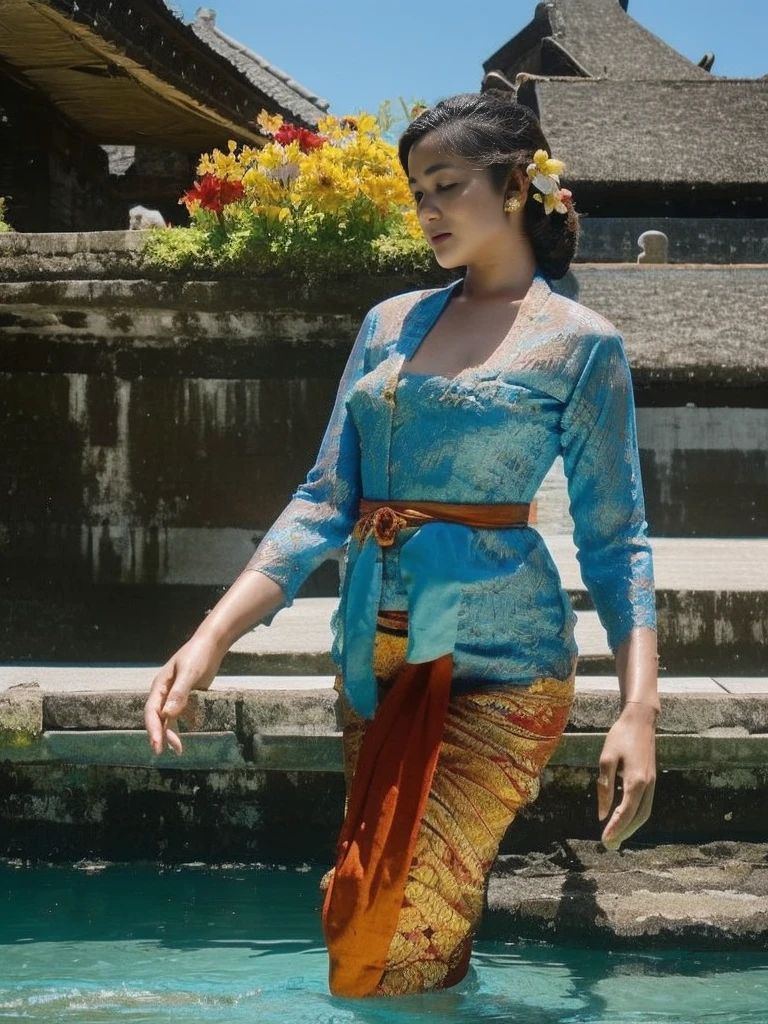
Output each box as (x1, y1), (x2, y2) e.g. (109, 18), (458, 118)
(3, 675), (768, 737)
(578, 218), (768, 264)
(0, 688), (42, 747)
(2, 577), (766, 671)
(3, 675), (768, 853)
(2, 757), (766, 862)
(1, 222), (766, 279)
(0, 762), (348, 864)
(486, 840), (768, 949)
(0, 264), (765, 666)
(42, 730), (245, 769)
(1, 265), (766, 383)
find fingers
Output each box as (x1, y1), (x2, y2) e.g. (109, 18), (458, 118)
(144, 665), (174, 755)
(164, 719), (183, 755)
(613, 777), (656, 847)
(144, 661), (191, 755)
(601, 775), (655, 851)
(596, 753), (617, 822)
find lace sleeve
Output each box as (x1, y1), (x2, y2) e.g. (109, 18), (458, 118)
(243, 305), (378, 620)
(560, 333), (657, 653)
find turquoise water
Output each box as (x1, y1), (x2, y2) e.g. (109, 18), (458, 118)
(1, 864), (767, 1023)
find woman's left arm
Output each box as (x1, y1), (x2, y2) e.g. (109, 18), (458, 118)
(559, 332), (660, 851)
(597, 624), (660, 850)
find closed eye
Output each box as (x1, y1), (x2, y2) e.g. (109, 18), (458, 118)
(412, 183), (457, 204)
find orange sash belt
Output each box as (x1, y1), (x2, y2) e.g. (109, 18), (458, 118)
(321, 498), (531, 998)
(355, 497), (533, 542)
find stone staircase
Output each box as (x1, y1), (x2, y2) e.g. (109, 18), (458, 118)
(3, 498), (767, 950)
(3, 535), (766, 778)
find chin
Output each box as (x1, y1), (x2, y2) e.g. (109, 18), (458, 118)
(434, 251), (464, 270)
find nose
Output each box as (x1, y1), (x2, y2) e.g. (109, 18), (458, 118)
(419, 197), (443, 222)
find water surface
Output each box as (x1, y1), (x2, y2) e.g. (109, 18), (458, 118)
(1, 864), (766, 1023)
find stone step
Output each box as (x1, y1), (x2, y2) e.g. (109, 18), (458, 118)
(1, 539), (764, 671)
(2, 728), (766, 772)
(484, 840), (768, 951)
(2, 664), (767, 695)
(539, 535), (767, 593)
(2, 672), (767, 772)
(223, 601), (613, 675)
(223, 590), (766, 676)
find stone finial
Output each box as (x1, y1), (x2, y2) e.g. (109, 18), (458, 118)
(638, 230), (668, 264)
(195, 7), (217, 24)
(482, 69), (516, 94)
(698, 52), (715, 72)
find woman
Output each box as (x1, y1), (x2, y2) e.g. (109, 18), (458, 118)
(144, 92), (660, 998)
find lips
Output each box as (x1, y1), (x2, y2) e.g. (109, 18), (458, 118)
(431, 232), (452, 243)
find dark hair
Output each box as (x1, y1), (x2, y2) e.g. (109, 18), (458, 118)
(398, 91), (579, 280)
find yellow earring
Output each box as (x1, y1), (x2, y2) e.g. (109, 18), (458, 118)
(504, 192), (523, 213)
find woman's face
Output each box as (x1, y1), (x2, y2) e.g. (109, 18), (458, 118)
(407, 131), (523, 270)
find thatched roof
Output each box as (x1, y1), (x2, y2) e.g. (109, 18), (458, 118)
(485, 0), (713, 82)
(190, 9), (329, 127)
(0, 0), (327, 151)
(516, 76), (768, 186)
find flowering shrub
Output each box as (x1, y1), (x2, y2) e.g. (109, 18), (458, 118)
(143, 106), (433, 278)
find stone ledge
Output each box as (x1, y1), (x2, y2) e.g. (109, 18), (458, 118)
(3, 682), (768, 739)
(485, 840), (768, 949)
(2, 723), (767, 772)
(2, 223), (765, 264)
(0, 266), (766, 382)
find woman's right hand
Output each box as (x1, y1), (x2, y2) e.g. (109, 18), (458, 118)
(144, 633), (226, 756)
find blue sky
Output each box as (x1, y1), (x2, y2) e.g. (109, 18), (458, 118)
(176, 0), (765, 119)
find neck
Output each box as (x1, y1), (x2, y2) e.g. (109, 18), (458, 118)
(459, 248), (539, 303)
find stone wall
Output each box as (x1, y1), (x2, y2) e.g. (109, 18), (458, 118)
(0, 244), (766, 659)
(2, 682), (767, 863)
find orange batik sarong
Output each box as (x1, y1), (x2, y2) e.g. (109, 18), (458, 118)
(321, 608), (575, 998)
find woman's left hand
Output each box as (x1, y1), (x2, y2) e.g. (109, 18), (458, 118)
(596, 702), (657, 850)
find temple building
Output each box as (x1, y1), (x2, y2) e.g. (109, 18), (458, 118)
(0, 1), (329, 230)
(481, 0), (767, 260)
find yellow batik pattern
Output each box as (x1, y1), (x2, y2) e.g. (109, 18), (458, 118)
(330, 610), (575, 996)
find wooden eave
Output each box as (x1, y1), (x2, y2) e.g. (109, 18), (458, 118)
(0, 0), (273, 149)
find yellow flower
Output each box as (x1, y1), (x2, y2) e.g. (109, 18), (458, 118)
(196, 147), (243, 181)
(359, 167), (411, 213)
(188, 107), (422, 239)
(241, 167), (284, 205)
(353, 112), (378, 135)
(527, 149), (566, 179)
(533, 189), (570, 215)
(401, 208), (424, 238)
(293, 158), (358, 214)
(256, 110), (284, 136)
(317, 114), (339, 135)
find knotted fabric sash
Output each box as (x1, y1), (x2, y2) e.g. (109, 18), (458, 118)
(340, 499), (532, 720)
(356, 498), (531, 540)
(322, 498), (531, 998)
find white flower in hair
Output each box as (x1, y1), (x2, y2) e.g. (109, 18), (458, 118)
(526, 149), (572, 215)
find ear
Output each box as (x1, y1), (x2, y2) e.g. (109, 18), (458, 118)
(505, 167), (528, 199)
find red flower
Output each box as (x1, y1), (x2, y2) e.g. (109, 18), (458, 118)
(180, 173), (244, 213)
(274, 123), (327, 153)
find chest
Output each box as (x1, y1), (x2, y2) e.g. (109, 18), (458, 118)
(401, 299), (524, 379)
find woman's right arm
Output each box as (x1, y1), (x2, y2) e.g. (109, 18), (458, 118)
(144, 568), (286, 755)
(145, 302), (382, 755)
